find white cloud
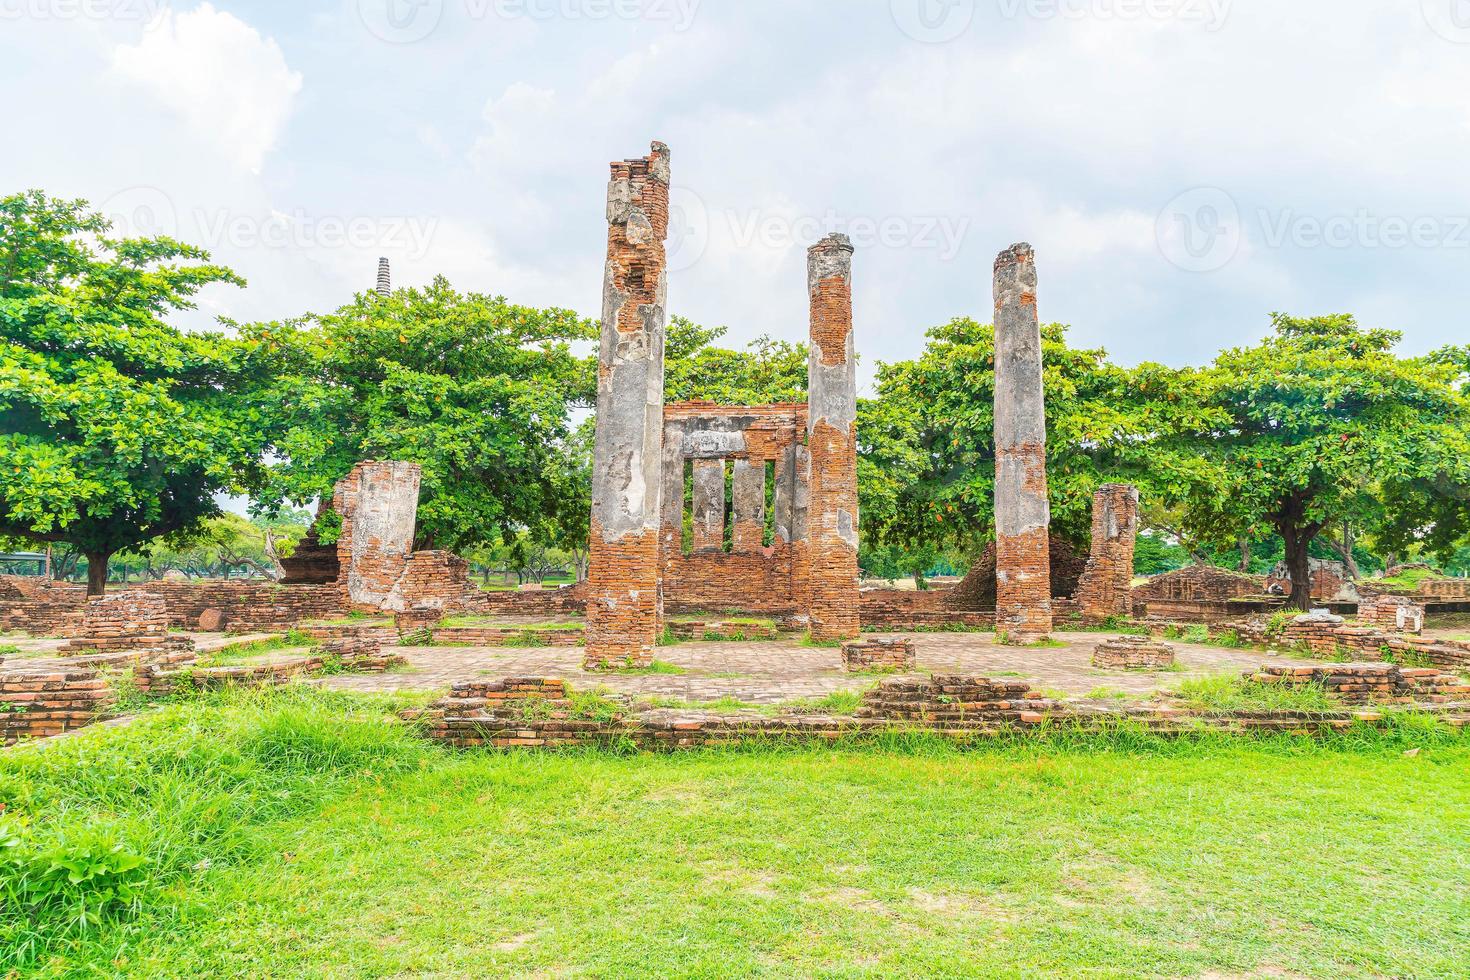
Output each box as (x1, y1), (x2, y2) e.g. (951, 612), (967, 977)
(111, 3), (302, 174)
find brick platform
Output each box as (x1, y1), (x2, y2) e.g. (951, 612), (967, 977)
(1092, 636), (1177, 669)
(841, 638), (916, 673)
(1249, 662), (1469, 705)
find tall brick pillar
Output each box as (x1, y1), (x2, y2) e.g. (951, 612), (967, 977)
(1075, 484), (1140, 621)
(805, 233), (861, 642)
(585, 142), (670, 668)
(993, 243), (1052, 644)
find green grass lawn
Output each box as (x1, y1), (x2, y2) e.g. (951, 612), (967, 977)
(3, 690), (1467, 977)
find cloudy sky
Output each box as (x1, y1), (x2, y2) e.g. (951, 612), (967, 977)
(4, 0), (1469, 393)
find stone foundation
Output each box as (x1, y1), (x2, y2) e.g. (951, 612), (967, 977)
(1248, 662), (1468, 705)
(1092, 636), (1176, 669)
(841, 638), (916, 673)
(1, 667), (115, 744)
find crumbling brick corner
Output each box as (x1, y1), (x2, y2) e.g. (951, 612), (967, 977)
(1074, 483), (1140, 622)
(585, 141), (671, 669)
(992, 243), (1052, 644)
(806, 233), (861, 642)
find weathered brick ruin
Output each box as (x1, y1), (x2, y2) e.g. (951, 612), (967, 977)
(1281, 611), (1470, 672)
(1266, 558), (1353, 602)
(841, 637), (916, 673)
(1092, 635), (1176, 670)
(584, 142), (671, 668)
(1247, 663), (1467, 705)
(1358, 593), (1425, 634)
(992, 243), (1052, 643)
(584, 145), (860, 662)
(1133, 564), (1269, 622)
(660, 403), (810, 614)
(1073, 484), (1139, 621)
(1, 667), (115, 744)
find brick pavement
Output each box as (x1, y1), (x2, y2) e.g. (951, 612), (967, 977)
(323, 631), (1315, 704)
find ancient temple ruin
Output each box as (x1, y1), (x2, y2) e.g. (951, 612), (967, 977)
(583, 142), (862, 667)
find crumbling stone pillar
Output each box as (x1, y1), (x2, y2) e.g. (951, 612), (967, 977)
(774, 441), (812, 615)
(692, 459), (726, 552)
(993, 243), (1052, 644)
(806, 233), (861, 642)
(338, 461), (422, 608)
(731, 460), (766, 553)
(1075, 483), (1140, 621)
(585, 142), (671, 668)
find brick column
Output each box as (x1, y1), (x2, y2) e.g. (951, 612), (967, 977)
(806, 233), (861, 642)
(585, 142), (670, 668)
(993, 243), (1052, 644)
(1074, 483), (1139, 621)
(731, 460), (766, 553)
(692, 459), (726, 552)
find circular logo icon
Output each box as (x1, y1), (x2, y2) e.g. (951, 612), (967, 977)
(1155, 186), (1241, 273)
(665, 186), (710, 273)
(97, 186), (180, 241)
(890, 0), (974, 43)
(357, 0), (444, 44)
(1422, 0), (1470, 43)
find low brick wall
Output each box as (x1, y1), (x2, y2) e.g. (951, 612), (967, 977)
(119, 581), (349, 632)
(473, 586), (587, 618)
(1, 667), (115, 744)
(841, 638), (916, 673)
(138, 655), (327, 696)
(59, 591), (170, 652)
(0, 576), (87, 635)
(1249, 663), (1468, 705)
(1092, 637), (1176, 669)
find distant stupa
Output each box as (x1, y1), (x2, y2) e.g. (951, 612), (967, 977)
(375, 257), (391, 296)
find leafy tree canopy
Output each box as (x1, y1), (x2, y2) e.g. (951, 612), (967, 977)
(0, 190), (265, 593)
(243, 276), (596, 553)
(1162, 313), (1470, 607)
(664, 316), (808, 404)
(858, 317), (1212, 561)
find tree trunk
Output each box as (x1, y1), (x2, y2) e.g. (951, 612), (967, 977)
(1237, 538), (1252, 573)
(1326, 523), (1362, 580)
(1279, 525), (1314, 612)
(84, 551), (111, 596)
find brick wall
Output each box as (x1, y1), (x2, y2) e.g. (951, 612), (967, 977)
(1358, 594), (1425, 634)
(119, 581), (348, 631)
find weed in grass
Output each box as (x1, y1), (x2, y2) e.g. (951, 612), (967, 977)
(800, 634), (844, 649)
(778, 688), (865, 715)
(1182, 625), (1211, 644)
(611, 660), (687, 676)
(0, 643), (21, 658)
(656, 625), (681, 647)
(1172, 673), (1340, 713)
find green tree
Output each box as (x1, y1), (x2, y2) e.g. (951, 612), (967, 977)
(858, 317), (1208, 564)
(245, 277), (596, 553)
(663, 317), (808, 404)
(0, 190), (265, 593)
(1163, 314), (1470, 609)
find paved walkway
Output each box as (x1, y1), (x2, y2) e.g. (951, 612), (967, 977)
(324, 631), (1312, 704)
